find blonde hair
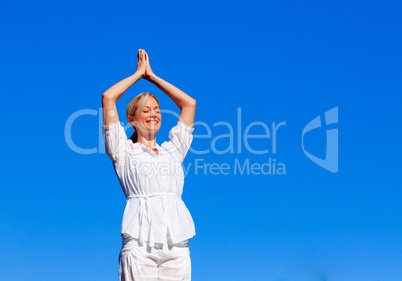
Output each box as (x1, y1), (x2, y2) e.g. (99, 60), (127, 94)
(126, 92), (160, 143)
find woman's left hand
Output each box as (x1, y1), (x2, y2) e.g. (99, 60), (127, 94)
(143, 50), (156, 81)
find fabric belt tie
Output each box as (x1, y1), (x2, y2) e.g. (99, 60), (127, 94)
(127, 193), (181, 247)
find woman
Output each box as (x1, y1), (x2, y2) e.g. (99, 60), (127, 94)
(102, 49), (196, 281)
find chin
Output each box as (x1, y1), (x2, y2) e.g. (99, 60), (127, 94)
(147, 125), (160, 132)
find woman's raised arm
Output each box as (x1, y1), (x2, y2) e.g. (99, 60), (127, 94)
(142, 50), (196, 128)
(102, 50), (147, 126)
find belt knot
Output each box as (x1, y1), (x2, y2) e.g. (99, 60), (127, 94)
(127, 193), (181, 246)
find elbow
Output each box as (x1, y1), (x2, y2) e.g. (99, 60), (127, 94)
(179, 98), (196, 110)
(102, 92), (114, 102)
(189, 98), (196, 107)
(102, 92), (111, 100)
(102, 92), (117, 108)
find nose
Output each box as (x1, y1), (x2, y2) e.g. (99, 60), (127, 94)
(150, 109), (159, 118)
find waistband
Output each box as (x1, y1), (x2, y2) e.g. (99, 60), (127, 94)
(127, 193), (181, 199)
(122, 233), (189, 249)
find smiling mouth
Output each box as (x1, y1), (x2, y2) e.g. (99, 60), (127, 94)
(146, 120), (158, 124)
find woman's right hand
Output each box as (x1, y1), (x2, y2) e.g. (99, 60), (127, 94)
(136, 49), (146, 76)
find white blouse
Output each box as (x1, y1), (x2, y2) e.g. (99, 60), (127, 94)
(102, 120), (196, 246)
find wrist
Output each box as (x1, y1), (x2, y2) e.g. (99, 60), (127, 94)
(146, 74), (158, 83)
(133, 71), (144, 78)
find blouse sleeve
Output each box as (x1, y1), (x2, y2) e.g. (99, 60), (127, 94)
(102, 122), (128, 165)
(164, 120), (195, 163)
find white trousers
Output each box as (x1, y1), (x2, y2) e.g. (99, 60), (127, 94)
(119, 233), (191, 281)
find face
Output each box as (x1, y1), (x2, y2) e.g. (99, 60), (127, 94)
(130, 97), (161, 135)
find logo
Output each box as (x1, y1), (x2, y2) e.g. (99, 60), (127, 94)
(302, 106), (339, 173)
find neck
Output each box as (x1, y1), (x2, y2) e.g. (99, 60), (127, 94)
(137, 136), (157, 148)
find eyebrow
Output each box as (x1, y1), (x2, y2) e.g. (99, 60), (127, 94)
(144, 106), (160, 109)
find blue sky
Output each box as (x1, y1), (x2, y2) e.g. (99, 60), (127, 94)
(1, 0), (401, 280)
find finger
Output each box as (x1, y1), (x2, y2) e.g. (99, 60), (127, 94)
(144, 51), (148, 62)
(138, 50), (143, 61)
